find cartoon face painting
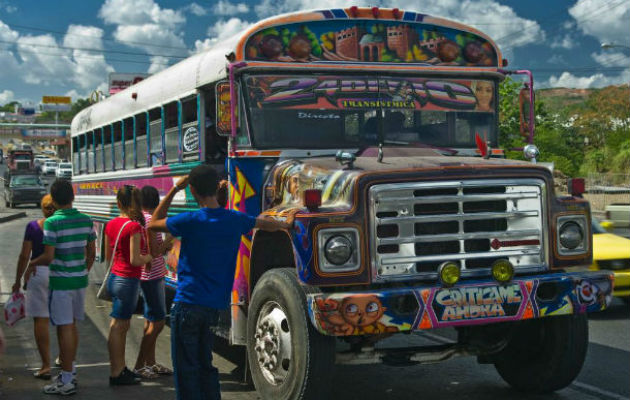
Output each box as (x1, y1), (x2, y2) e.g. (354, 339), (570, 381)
(341, 295), (386, 327)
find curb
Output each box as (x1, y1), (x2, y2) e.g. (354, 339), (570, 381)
(0, 211), (26, 223)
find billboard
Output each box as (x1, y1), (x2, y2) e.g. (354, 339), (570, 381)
(42, 96), (71, 104)
(21, 129), (66, 138)
(109, 73), (149, 95)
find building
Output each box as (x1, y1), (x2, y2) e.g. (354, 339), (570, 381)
(335, 26), (365, 60)
(359, 34), (385, 61)
(386, 25), (420, 59)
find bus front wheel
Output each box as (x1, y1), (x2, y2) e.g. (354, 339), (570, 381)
(493, 313), (588, 393)
(247, 268), (335, 400)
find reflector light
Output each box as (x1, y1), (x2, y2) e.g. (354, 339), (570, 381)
(349, 6), (358, 17)
(304, 189), (322, 210)
(392, 8), (401, 19)
(568, 178), (585, 197)
(371, 7), (379, 18)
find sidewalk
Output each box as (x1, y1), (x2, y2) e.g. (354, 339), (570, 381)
(0, 284), (176, 400)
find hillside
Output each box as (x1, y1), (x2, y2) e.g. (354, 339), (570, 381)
(536, 84), (630, 116)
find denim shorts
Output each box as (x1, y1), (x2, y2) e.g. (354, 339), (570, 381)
(140, 278), (166, 322)
(108, 274), (140, 320)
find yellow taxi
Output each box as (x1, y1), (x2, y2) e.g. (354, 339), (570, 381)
(591, 218), (630, 302)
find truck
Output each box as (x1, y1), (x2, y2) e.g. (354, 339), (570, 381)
(70, 7), (613, 399)
(7, 148), (34, 171)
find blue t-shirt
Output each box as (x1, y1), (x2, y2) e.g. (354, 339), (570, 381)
(166, 207), (257, 309)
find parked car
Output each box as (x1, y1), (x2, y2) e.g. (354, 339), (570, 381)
(591, 218), (630, 303)
(55, 162), (73, 179)
(605, 203), (630, 228)
(41, 160), (58, 175)
(3, 172), (47, 208)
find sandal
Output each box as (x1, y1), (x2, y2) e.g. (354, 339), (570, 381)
(33, 370), (52, 380)
(133, 365), (158, 379)
(151, 364), (173, 375)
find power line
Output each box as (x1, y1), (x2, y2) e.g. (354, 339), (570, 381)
(3, 21), (190, 52)
(0, 38), (187, 59)
(12, 47), (173, 66)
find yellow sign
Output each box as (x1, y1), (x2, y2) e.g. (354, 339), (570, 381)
(42, 96), (71, 104)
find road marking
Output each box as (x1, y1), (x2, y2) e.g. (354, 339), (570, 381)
(572, 381), (628, 400)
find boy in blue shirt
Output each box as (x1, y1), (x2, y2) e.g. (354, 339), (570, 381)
(148, 165), (291, 400)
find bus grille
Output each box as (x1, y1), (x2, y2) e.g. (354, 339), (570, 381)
(369, 179), (547, 281)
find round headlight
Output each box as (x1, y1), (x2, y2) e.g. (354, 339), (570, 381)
(324, 235), (353, 265)
(559, 221), (583, 249)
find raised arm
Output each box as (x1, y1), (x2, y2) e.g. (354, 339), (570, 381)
(149, 176), (189, 233)
(255, 214), (294, 232)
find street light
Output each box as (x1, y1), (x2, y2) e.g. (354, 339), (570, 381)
(601, 42), (630, 50)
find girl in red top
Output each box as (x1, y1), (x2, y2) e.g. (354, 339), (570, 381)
(104, 185), (153, 385)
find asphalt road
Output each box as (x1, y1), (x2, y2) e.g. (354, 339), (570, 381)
(0, 166), (628, 400)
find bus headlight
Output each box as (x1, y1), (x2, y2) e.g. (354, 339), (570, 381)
(317, 228), (360, 272)
(557, 215), (588, 255)
(325, 236), (353, 265)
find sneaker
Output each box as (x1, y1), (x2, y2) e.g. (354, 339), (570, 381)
(43, 375), (76, 396)
(133, 365), (158, 379)
(109, 367), (141, 386)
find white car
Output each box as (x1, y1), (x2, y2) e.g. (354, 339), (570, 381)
(55, 162), (73, 179)
(42, 160), (58, 175)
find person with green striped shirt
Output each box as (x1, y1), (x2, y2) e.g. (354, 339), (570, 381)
(26, 179), (96, 396)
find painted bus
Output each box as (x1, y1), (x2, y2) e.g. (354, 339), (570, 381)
(71, 7), (613, 399)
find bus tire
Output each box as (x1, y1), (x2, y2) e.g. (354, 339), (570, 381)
(493, 314), (588, 393)
(247, 268), (335, 400)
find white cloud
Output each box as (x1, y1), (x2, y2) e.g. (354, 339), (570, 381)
(550, 34), (576, 50)
(99, 0), (188, 72)
(63, 25), (114, 90)
(569, 0), (630, 47)
(192, 17), (253, 54)
(0, 89), (14, 103)
(547, 70), (630, 89)
(184, 3), (207, 16)
(215, 1), (249, 15)
(591, 51), (630, 68)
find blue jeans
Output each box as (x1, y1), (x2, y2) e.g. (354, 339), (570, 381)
(171, 302), (221, 400)
(108, 274), (140, 320)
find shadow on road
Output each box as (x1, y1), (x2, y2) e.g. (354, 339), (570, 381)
(589, 300), (630, 320)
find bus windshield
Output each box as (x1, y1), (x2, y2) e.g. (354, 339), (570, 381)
(243, 74), (496, 150)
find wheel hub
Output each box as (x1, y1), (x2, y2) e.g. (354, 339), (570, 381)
(254, 303), (292, 385)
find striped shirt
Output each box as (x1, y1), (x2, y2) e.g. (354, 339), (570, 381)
(43, 208), (96, 291)
(141, 212), (167, 281)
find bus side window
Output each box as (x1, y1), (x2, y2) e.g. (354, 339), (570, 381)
(149, 108), (163, 166)
(86, 132), (94, 173)
(181, 96), (199, 161)
(123, 118), (134, 169)
(113, 122), (123, 170)
(104, 125), (113, 171)
(136, 114), (148, 167)
(72, 136), (80, 174)
(79, 134), (87, 174)
(164, 102), (179, 164)
(95, 129), (104, 173)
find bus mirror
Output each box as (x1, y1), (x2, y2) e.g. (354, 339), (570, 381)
(215, 82), (237, 137)
(519, 87), (532, 139)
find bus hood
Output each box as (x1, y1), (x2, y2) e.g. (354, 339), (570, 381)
(264, 147), (540, 213)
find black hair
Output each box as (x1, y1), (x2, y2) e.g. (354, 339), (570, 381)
(141, 185), (160, 210)
(189, 164), (219, 197)
(117, 185), (145, 226)
(50, 179), (74, 206)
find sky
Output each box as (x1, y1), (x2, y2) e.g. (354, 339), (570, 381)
(0, 0), (628, 106)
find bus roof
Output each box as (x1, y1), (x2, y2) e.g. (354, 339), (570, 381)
(72, 7), (503, 136)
